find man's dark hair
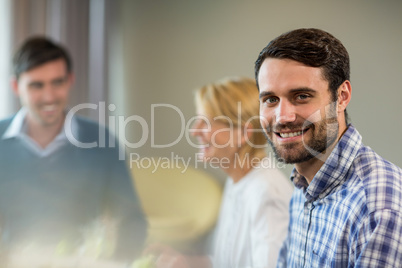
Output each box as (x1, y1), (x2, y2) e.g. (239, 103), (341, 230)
(255, 28), (350, 123)
(13, 36), (72, 80)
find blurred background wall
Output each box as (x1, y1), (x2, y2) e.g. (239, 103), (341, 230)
(111, 0), (402, 180)
(1, 0), (402, 181)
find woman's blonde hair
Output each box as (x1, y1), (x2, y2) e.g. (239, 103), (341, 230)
(194, 77), (267, 160)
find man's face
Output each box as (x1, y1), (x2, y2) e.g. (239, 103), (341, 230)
(13, 59), (73, 128)
(258, 58), (339, 164)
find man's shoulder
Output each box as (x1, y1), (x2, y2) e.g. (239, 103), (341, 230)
(354, 145), (402, 179)
(67, 115), (124, 161)
(0, 116), (14, 134)
(72, 115), (114, 142)
(351, 145), (402, 212)
(0, 116), (16, 140)
(74, 115), (104, 129)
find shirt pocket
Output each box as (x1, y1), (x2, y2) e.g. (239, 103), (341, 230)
(309, 249), (331, 268)
(309, 242), (334, 268)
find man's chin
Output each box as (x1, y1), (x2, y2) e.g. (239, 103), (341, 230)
(273, 146), (316, 164)
(279, 153), (316, 164)
(39, 118), (64, 128)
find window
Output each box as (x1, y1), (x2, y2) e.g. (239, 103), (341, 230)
(0, 0), (13, 118)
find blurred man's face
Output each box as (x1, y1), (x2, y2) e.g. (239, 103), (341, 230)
(13, 59), (73, 128)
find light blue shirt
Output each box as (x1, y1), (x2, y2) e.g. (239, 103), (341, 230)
(2, 108), (78, 157)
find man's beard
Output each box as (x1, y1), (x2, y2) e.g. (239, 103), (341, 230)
(265, 115), (339, 164)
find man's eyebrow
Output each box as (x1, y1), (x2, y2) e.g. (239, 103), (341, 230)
(259, 87), (317, 99)
(259, 91), (274, 99)
(51, 76), (67, 82)
(28, 81), (43, 86)
(289, 87), (317, 94)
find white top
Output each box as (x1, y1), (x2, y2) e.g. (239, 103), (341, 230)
(212, 161), (293, 268)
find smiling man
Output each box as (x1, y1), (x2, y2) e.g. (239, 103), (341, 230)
(0, 37), (146, 262)
(255, 28), (402, 267)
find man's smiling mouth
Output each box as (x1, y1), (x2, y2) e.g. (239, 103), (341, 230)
(275, 128), (310, 138)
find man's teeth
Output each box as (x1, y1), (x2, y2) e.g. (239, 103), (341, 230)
(279, 131), (302, 138)
(42, 105), (56, 111)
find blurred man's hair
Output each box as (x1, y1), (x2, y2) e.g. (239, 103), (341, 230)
(13, 36), (72, 79)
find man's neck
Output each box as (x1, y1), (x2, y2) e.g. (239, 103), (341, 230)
(295, 155), (329, 184)
(295, 124), (349, 184)
(26, 117), (65, 148)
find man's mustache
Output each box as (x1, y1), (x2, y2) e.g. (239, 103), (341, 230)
(265, 121), (314, 133)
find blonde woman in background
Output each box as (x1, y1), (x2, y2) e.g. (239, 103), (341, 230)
(148, 77), (292, 268)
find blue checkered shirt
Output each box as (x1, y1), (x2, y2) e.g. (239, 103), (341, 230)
(277, 125), (402, 268)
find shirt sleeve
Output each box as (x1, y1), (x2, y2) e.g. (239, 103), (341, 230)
(353, 209), (402, 267)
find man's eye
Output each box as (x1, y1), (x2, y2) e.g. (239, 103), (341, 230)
(296, 94), (309, 100)
(52, 79), (66, 87)
(265, 97), (278, 104)
(29, 82), (43, 89)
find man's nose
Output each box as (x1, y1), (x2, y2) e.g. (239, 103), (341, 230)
(42, 86), (57, 102)
(275, 100), (296, 124)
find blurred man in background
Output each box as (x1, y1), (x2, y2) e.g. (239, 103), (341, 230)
(0, 37), (147, 263)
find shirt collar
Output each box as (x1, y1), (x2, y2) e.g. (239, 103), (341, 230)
(2, 108), (78, 142)
(291, 124), (362, 201)
(2, 108), (27, 139)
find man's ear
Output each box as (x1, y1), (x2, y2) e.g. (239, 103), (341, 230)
(67, 73), (75, 90)
(10, 76), (19, 96)
(337, 80), (352, 113)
